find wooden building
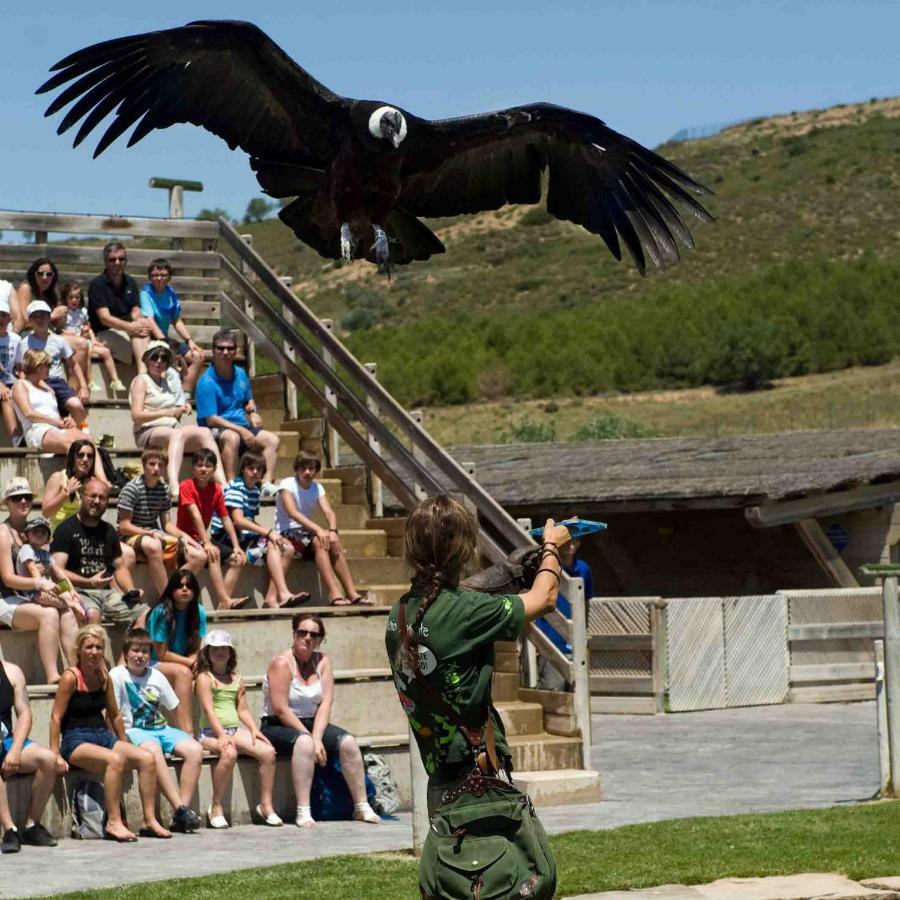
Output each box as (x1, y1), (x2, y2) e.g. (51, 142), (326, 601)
(448, 429), (900, 597)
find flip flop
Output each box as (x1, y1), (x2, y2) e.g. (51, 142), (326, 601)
(285, 592), (312, 608)
(104, 830), (138, 843)
(329, 596), (352, 606)
(349, 595), (375, 606)
(227, 596), (252, 610)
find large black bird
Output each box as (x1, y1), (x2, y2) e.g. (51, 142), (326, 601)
(38, 20), (713, 273)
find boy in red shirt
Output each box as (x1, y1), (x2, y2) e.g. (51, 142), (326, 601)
(177, 448), (248, 609)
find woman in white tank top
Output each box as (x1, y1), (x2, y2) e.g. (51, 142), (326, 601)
(260, 613), (381, 828)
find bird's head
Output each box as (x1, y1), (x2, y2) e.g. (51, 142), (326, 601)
(368, 105), (407, 149)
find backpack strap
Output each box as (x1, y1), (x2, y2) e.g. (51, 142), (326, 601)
(399, 598), (502, 775)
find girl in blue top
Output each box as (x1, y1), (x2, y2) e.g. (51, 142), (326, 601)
(146, 569), (206, 734)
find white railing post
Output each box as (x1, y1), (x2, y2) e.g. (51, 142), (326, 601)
(410, 410), (427, 501)
(280, 276), (298, 421)
(875, 639), (892, 796)
(364, 362), (383, 518)
(561, 569), (591, 767)
(883, 574), (900, 797)
(320, 319), (340, 466)
(408, 724), (429, 855)
(239, 233), (256, 377)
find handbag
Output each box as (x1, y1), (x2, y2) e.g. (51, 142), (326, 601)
(399, 600), (557, 900)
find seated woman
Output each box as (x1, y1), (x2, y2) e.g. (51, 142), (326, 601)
(140, 259), (205, 394)
(12, 350), (91, 453)
(261, 613), (380, 828)
(15, 258), (69, 339)
(0, 477), (79, 684)
(129, 340), (226, 497)
(49, 624), (170, 841)
(41, 439), (110, 531)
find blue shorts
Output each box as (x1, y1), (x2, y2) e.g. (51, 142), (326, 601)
(45, 376), (77, 414)
(0, 736), (32, 764)
(60, 726), (117, 761)
(126, 725), (194, 755)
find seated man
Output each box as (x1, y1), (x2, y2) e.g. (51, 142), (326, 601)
(50, 479), (148, 629)
(117, 447), (206, 598)
(196, 330), (280, 491)
(0, 658), (65, 852)
(87, 242), (159, 366)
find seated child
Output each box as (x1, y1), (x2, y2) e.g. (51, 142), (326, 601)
(0, 293), (21, 442)
(210, 452), (307, 609)
(17, 516), (85, 623)
(177, 448), (249, 610)
(275, 453), (370, 606)
(195, 629), (281, 828)
(109, 627), (203, 833)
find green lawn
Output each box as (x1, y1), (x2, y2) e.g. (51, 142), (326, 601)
(53, 802), (900, 899)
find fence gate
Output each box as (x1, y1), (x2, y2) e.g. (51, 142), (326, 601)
(667, 596), (788, 712)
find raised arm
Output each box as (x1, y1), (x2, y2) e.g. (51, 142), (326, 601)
(519, 520), (571, 623)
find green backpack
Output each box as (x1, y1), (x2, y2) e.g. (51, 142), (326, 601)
(419, 769), (557, 900)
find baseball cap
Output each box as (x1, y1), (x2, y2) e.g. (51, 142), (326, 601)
(202, 629), (234, 649)
(24, 516), (51, 534)
(3, 477), (34, 500)
(26, 300), (52, 318)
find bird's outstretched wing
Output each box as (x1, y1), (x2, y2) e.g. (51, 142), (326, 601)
(401, 103), (713, 273)
(37, 20), (346, 165)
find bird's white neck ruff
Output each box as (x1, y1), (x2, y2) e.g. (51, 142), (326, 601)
(368, 105), (407, 144)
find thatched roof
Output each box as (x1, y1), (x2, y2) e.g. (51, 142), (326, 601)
(442, 428), (900, 511)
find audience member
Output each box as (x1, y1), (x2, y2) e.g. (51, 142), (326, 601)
(41, 439), (110, 532)
(50, 479), (147, 629)
(16, 302), (89, 427)
(117, 447), (206, 597)
(0, 291), (22, 442)
(0, 477), (78, 683)
(139, 259), (204, 394)
(261, 614), (379, 828)
(12, 350), (89, 452)
(0, 658), (64, 852)
(15, 258), (58, 334)
(212, 452), (306, 609)
(49, 624), (170, 841)
(196, 330), (280, 487)
(196, 629), (281, 828)
(110, 628), (203, 833)
(87, 242), (158, 366)
(276, 453), (370, 606)
(129, 341), (225, 495)
(178, 449), (248, 610)
(145, 569), (206, 734)
(53, 281), (126, 395)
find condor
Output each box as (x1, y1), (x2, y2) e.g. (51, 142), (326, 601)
(39, 20), (713, 275)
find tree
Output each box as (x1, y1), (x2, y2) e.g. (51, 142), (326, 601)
(243, 197), (275, 223)
(197, 207), (230, 222)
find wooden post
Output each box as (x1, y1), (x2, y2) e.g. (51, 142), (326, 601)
(239, 233), (256, 376)
(410, 410), (427, 501)
(875, 639), (892, 796)
(363, 363), (383, 518)
(281, 276), (298, 421)
(794, 519), (859, 587)
(320, 319), (340, 467)
(651, 599), (668, 714)
(883, 574), (900, 797)
(408, 724), (429, 855)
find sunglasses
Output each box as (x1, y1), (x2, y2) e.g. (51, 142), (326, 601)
(107, 256), (126, 263)
(36, 270), (54, 278)
(294, 628), (321, 639)
(76, 450), (94, 459)
(147, 353), (171, 363)
(214, 345), (237, 353)
(9, 495), (33, 503)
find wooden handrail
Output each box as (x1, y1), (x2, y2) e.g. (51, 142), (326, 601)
(0, 209), (218, 239)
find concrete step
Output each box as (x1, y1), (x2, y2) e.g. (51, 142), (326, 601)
(363, 584), (410, 606)
(367, 516), (406, 556)
(508, 733), (584, 772)
(514, 769), (602, 807)
(495, 700), (544, 736)
(492, 671), (520, 702)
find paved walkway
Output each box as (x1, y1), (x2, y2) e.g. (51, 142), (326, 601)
(10, 702), (881, 898)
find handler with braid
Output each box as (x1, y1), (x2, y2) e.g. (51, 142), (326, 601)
(384, 495), (569, 814)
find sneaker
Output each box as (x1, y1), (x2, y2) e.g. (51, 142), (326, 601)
(260, 481), (279, 499)
(21, 822), (57, 847)
(88, 381), (102, 393)
(108, 379), (127, 393)
(170, 805), (202, 833)
(1, 828), (21, 853)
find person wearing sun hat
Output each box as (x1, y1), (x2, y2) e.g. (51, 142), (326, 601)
(129, 339), (226, 495)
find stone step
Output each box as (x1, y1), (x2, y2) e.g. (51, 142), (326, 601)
(367, 515), (406, 556)
(363, 584), (410, 606)
(492, 671), (520, 702)
(508, 733), (584, 772)
(514, 769), (602, 807)
(496, 700), (544, 736)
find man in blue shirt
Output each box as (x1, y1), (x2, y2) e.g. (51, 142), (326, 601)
(195, 329), (280, 490)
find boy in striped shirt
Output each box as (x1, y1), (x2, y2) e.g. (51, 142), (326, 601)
(118, 447), (207, 598)
(210, 452), (306, 609)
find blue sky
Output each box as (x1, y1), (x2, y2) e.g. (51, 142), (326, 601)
(3, 0), (897, 222)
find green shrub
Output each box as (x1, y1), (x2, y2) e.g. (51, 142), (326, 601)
(573, 415), (660, 440)
(497, 416), (556, 443)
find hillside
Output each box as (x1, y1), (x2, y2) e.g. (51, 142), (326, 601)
(240, 97), (899, 407)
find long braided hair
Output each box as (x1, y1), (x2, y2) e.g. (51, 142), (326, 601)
(399, 495), (478, 675)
